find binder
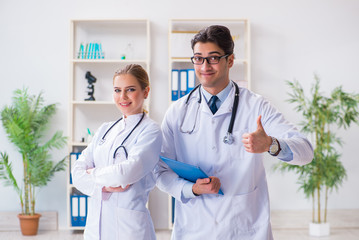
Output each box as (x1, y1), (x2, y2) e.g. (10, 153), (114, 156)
(160, 156), (224, 195)
(70, 195), (79, 226)
(171, 69), (179, 101)
(172, 197), (175, 224)
(179, 69), (188, 98)
(71, 194), (88, 227)
(187, 69), (196, 94)
(78, 195), (88, 226)
(69, 153), (77, 184)
(69, 152), (81, 184)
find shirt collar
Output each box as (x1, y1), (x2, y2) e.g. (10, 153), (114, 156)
(202, 81), (232, 104)
(118, 112), (144, 131)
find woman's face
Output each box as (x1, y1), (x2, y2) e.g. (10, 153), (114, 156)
(113, 74), (149, 117)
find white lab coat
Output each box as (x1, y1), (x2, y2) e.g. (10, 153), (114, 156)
(155, 83), (313, 240)
(72, 113), (162, 240)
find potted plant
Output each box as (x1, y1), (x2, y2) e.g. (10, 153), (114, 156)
(0, 88), (67, 236)
(274, 74), (359, 237)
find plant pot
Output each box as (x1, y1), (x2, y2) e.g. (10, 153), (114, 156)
(309, 222), (330, 237)
(18, 213), (41, 236)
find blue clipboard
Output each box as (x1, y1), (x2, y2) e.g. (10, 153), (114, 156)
(160, 156), (224, 195)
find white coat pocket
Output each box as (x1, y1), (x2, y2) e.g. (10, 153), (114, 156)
(115, 208), (149, 240)
(217, 187), (269, 235)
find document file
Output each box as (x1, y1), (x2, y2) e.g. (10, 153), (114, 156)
(160, 156), (224, 195)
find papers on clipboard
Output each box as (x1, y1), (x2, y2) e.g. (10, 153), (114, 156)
(160, 156), (224, 195)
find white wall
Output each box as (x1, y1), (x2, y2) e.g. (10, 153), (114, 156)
(1, 0), (358, 229)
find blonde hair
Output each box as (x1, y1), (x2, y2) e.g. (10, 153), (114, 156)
(113, 64), (149, 90)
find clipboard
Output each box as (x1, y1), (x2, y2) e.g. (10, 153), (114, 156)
(160, 156), (224, 195)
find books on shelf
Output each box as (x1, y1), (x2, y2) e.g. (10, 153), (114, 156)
(171, 68), (196, 101)
(77, 42), (104, 59)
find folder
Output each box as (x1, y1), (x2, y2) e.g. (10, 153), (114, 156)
(160, 156), (224, 195)
(69, 153), (77, 184)
(171, 69), (179, 101)
(70, 195), (79, 226)
(69, 152), (81, 184)
(71, 193), (88, 227)
(179, 69), (188, 98)
(187, 69), (195, 94)
(172, 197), (175, 224)
(78, 195), (87, 226)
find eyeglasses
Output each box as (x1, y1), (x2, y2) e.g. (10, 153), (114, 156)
(191, 54), (230, 65)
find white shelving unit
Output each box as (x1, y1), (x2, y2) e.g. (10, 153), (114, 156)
(166, 18), (251, 227)
(67, 19), (150, 230)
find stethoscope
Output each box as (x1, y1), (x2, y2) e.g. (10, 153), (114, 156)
(99, 112), (145, 160)
(179, 81), (239, 145)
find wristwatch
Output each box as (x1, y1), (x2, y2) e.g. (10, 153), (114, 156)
(268, 137), (281, 156)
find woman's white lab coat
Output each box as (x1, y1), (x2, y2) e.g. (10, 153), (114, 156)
(72, 113), (162, 240)
(155, 83), (313, 240)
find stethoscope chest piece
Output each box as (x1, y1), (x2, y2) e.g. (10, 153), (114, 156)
(223, 132), (234, 145)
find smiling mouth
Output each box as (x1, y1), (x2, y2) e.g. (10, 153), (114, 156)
(201, 72), (215, 76)
(120, 102), (131, 106)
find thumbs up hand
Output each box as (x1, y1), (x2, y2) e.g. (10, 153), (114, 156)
(242, 115), (272, 153)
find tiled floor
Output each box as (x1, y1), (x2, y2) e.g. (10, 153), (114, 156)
(0, 228), (358, 240)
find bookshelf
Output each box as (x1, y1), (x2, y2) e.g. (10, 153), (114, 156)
(67, 19), (150, 230)
(166, 18), (251, 228)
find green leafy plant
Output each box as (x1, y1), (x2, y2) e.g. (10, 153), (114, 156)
(0, 88), (67, 215)
(274, 74), (359, 223)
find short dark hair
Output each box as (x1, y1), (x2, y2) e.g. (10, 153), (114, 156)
(191, 25), (234, 55)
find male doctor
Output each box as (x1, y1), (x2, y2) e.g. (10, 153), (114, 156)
(155, 25), (313, 240)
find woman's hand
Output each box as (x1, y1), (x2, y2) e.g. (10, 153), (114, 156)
(102, 185), (131, 193)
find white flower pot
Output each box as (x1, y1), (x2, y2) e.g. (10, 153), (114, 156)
(309, 222), (330, 236)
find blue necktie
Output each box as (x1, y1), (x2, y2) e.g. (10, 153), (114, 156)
(209, 95), (219, 114)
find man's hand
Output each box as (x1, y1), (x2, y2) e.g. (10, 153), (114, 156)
(242, 115), (272, 153)
(192, 176), (221, 196)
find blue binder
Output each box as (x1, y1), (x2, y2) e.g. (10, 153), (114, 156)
(69, 152), (81, 184)
(171, 69), (179, 101)
(78, 195), (88, 226)
(160, 156), (224, 195)
(71, 194), (88, 227)
(179, 69), (188, 98)
(187, 69), (196, 94)
(70, 195), (79, 226)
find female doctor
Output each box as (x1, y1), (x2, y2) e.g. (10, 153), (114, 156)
(155, 25), (313, 240)
(72, 64), (162, 240)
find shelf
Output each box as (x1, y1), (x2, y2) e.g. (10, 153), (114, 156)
(68, 19), (150, 229)
(68, 226), (85, 230)
(70, 142), (88, 147)
(72, 101), (115, 105)
(71, 59), (148, 64)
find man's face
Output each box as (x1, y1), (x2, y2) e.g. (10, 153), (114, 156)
(192, 41), (234, 95)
